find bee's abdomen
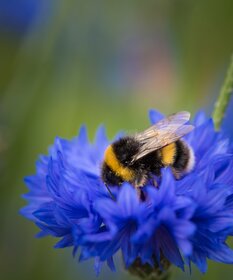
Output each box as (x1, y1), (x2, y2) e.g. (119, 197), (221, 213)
(172, 140), (195, 176)
(160, 140), (195, 177)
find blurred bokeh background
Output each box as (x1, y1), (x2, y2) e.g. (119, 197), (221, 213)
(1, 0), (233, 279)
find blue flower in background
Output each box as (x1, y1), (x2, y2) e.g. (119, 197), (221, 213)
(0, 0), (49, 34)
(21, 109), (233, 275)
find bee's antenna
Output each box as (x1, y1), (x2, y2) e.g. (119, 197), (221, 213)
(104, 183), (116, 201)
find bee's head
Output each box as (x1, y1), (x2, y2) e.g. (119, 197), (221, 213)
(101, 162), (123, 186)
(101, 141), (136, 186)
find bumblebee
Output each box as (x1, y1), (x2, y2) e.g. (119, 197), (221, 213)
(101, 112), (195, 190)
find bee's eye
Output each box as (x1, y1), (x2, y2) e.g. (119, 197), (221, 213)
(122, 160), (129, 165)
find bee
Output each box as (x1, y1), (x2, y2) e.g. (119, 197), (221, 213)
(101, 111), (195, 190)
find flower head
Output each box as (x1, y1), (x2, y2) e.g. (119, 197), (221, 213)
(21, 110), (233, 275)
(0, 0), (47, 34)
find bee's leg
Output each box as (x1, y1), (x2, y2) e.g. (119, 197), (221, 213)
(135, 187), (142, 199)
(147, 173), (158, 188)
(139, 187), (146, 201)
(152, 178), (158, 188)
(134, 175), (147, 189)
(134, 185), (146, 201)
(171, 167), (182, 180)
(134, 176), (147, 200)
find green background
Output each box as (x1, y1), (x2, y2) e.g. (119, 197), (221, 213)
(1, 1), (233, 279)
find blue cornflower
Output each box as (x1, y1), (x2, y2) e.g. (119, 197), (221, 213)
(0, 0), (49, 34)
(21, 110), (233, 275)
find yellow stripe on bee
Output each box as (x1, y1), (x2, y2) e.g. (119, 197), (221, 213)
(104, 145), (134, 181)
(161, 143), (176, 166)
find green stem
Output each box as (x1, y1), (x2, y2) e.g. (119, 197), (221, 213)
(212, 55), (233, 130)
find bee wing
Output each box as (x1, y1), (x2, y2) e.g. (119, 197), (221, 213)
(132, 111), (194, 162)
